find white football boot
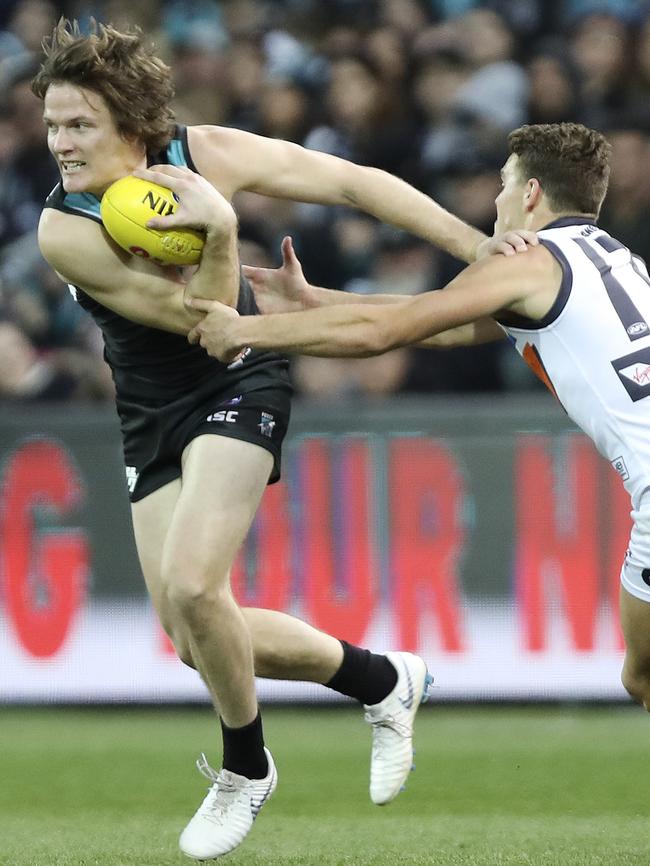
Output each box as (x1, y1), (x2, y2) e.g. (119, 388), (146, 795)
(364, 651), (432, 805)
(179, 747), (277, 860)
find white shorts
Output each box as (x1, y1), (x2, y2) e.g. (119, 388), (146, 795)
(620, 557), (650, 603)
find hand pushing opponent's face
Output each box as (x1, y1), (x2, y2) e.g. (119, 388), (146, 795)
(43, 82), (145, 196)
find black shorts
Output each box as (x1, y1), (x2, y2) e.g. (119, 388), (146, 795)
(117, 379), (292, 503)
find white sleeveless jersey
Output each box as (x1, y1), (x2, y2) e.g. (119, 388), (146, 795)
(500, 217), (650, 518)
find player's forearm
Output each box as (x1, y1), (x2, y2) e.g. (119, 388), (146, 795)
(304, 283), (408, 308)
(226, 305), (397, 358)
(303, 285), (489, 348)
(184, 220), (240, 307)
(301, 285), (481, 348)
(344, 166), (487, 263)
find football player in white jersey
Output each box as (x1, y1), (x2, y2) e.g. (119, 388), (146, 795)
(188, 121), (650, 713)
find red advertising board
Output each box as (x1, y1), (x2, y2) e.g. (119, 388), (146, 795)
(0, 400), (630, 702)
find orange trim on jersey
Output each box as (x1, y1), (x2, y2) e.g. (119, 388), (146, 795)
(522, 342), (558, 399)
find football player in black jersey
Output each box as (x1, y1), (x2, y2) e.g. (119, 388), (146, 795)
(33, 19), (532, 860)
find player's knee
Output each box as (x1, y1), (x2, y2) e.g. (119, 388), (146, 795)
(165, 569), (232, 622)
(162, 557), (220, 608)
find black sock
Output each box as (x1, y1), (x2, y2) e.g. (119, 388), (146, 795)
(324, 640), (398, 705)
(221, 712), (268, 779)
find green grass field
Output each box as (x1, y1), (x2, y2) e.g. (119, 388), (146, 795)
(1, 705), (650, 866)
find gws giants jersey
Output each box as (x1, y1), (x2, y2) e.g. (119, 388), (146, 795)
(43, 125), (289, 406)
(499, 217), (650, 520)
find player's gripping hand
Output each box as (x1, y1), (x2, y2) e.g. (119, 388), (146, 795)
(186, 297), (244, 364)
(132, 164), (237, 236)
(242, 236), (310, 314)
(476, 229), (538, 260)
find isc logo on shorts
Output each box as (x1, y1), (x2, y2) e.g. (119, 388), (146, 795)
(206, 410), (239, 423)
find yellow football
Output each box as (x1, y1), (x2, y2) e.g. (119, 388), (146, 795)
(100, 175), (205, 266)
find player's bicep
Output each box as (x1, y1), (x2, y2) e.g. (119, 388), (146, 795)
(246, 143), (352, 203)
(39, 210), (196, 334)
(393, 251), (552, 347)
(196, 126), (351, 203)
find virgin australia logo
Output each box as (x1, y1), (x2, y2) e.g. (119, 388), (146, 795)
(619, 363), (650, 386)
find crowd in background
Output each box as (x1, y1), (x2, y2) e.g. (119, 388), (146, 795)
(1, 0), (650, 402)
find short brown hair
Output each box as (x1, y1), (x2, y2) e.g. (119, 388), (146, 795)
(31, 18), (175, 153)
(508, 123), (611, 217)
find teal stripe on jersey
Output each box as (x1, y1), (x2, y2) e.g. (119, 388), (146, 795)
(64, 191), (101, 218)
(167, 139), (187, 168)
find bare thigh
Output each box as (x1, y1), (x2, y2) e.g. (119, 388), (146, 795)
(162, 433), (273, 595)
(620, 585), (650, 677)
(131, 478), (182, 628)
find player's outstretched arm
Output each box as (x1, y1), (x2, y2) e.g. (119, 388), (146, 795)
(243, 235), (517, 348)
(245, 233), (538, 315)
(187, 246), (556, 362)
(191, 126), (486, 263)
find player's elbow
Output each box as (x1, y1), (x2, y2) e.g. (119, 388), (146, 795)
(339, 164), (384, 208)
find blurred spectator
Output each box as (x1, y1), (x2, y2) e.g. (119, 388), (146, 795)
(453, 8), (517, 67)
(414, 48), (474, 181)
(0, 318), (111, 401)
(255, 78), (312, 141)
(305, 53), (415, 177)
(629, 12), (650, 104)
(5, 0), (56, 54)
(0, 53), (59, 247)
(292, 350), (411, 400)
(378, 0), (431, 40)
(599, 117), (650, 262)
(563, 0), (643, 25)
(526, 40), (583, 124)
(163, 0), (229, 124)
(364, 26), (410, 89)
(0, 232), (89, 348)
(570, 12), (631, 127)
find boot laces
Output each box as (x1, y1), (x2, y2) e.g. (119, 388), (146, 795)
(195, 753), (242, 823)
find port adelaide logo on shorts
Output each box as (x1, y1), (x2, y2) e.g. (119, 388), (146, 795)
(258, 412), (275, 438)
(125, 466), (139, 494)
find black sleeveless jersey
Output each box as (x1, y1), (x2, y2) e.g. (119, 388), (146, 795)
(43, 125), (289, 406)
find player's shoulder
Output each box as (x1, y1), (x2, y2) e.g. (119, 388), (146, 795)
(40, 202), (101, 237)
(474, 241), (559, 284)
(39, 204), (104, 269)
(187, 124), (252, 164)
(188, 123), (256, 148)
(187, 124), (265, 195)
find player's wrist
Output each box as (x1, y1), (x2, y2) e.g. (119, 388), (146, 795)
(300, 282), (320, 309)
(226, 316), (254, 354)
(205, 208), (238, 242)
